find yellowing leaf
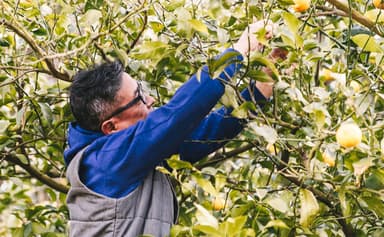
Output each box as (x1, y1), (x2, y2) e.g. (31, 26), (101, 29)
(351, 34), (383, 53)
(221, 85), (239, 108)
(194, 203), (219, 228)
(80, 9), (102, 29)
(299, 189), (320, 227)
(149, 21), (164, 33)
(338, 189), (352, 217)
(193, 174), (218, 196)
(282, 12), (300, 34)
(249, 123), (278, 144)
(193, 225), (221, 237)
(188, 19), (208, 34)
(114, 48), (129, 67)
(364, 9), (384, 23)
(218, 216), (248, 236)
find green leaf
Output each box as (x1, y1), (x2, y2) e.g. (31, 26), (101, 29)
(281, 34), (296, 48)
(360, 195), (384, 218)
(0, 120), (10, 133)
(218, 216), (248, 236)
(265, 195), (291, 214)
(221, 85), (238, 108)
(149, 21), (164, 33)
(16, 106), (27, 129)
(231, 102), (256, 119)
(246, 70), (274, 82)
(313, 110), (326, 129)
(167, 156), (193, 170)
(81, 9), (102, 29)
(24, 222), (33, 236)
(303, 41), (319, 51)
(373, 229), (384, 237)
(299, 189), (320, 227)
(338, 189), (352, 217)
(155, 166), (171, 175)
(193, 174), (218, 196)
(353, 158), (374, 177)
(85, 0), (103, 11)
(282, 12), (300, 34)
(188, 19), (208, 34)
(256, 27), (268, 45)
(11, 227), (24, 237)
(32, 28), (47, 36)
(354, 93), (374, 115)
(249, 53), (279, 79)
(164, 0), (185, 11)
(366, 169), (384, 190)
(0, 39), (10, 47)
(32, 222), (46, 234)
(46, 188), (57, 202)
(16, 154), (29, 165)
(114, 48), (129, 68)
(170, 225), (189, 237)
(193, 225), (221, 237)
(131, 41), (171, 64)
(351, 34), (383, 53)
(265, 219), (289, 229)
(38, 102), (53, 125)
(208, 51), (241, 79)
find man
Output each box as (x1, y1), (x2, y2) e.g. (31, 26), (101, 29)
(64, 21), (275, 237)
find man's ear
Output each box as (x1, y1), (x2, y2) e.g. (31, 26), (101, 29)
(100, 119), (116, 135)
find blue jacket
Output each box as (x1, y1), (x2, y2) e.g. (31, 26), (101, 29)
(64, 49), (267, 198)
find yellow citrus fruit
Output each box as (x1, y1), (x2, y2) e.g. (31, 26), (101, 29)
(212, 197), (225, 211)
(336, 122), (362, 148)
(373, 0), (384, 9)
(293, 0), (310, 12)
(321, 152), (335, 167)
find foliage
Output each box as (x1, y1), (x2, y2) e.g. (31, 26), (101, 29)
(1, 0), (384, 236)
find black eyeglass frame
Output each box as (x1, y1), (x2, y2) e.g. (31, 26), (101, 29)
(102, 81), (147, 123)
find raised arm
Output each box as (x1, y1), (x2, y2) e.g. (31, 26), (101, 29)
(179, 84), (269, 163)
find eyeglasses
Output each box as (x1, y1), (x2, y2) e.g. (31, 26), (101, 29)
(103, 81), (147, 122)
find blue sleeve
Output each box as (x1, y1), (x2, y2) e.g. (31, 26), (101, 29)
(179, 83), (268, 163)
(81, 49), (243, 198)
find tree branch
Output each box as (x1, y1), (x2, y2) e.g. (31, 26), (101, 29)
(195, 143), (254, 169)
(4, 153), (69, 193)
(1, 0), (149, 82)
(325, 0), (383, 36)
(275, 149), (356, 237)
(1, 19), (70, 81)
(127, 11), (148, 54)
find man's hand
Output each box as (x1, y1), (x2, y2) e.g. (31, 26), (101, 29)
(233, 20), (274, 57)
(233, 20), (287, 100)
(256, 47), (289, 99)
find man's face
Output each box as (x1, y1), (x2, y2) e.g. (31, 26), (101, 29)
(100, 72), (155, 134)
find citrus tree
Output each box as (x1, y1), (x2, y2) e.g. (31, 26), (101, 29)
(0, 0), (384, 236)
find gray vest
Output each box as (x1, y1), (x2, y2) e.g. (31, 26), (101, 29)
(66, 147), (178, 237)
